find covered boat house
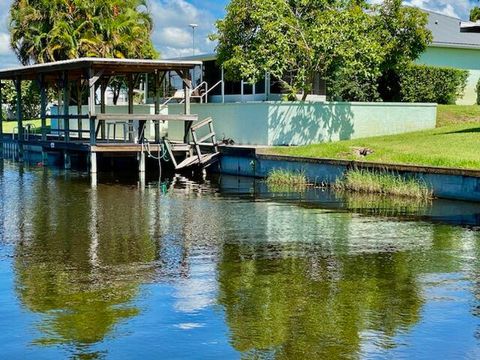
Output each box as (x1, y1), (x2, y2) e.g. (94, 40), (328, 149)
(0, 58), (219, 175)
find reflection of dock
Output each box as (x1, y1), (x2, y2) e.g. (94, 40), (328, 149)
(0, 58), (220, 175)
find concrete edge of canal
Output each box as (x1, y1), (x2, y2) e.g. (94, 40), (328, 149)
(218, 147), (480, 203)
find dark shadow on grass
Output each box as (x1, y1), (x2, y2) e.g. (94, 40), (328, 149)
(439, 127), (480, 135)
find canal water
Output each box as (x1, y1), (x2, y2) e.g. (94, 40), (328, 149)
(0, 161), (480, 359)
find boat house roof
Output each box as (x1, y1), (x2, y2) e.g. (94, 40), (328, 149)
(0, 58), (202, 81)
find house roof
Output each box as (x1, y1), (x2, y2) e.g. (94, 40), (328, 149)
(425, 10), (480, 49)
(0, 58), (202, 81)
(166, 53), (217, 62)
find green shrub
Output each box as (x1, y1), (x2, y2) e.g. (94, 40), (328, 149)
(399, 64), (468, 104)
(1, 80), (41, 121)
(476, 78), (480, 105)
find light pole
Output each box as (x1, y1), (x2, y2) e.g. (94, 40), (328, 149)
(189, 23), (198, 87)
(189, 23), (198, 56)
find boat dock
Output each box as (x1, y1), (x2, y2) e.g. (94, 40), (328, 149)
(0, 58), (220, 176)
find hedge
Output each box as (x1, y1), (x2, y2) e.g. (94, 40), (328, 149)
(477, 78), (480, 105)
(399, 64), (468, 104)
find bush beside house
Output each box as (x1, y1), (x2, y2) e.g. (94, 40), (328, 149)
(399, 64), (468, 104)
(477, 78), (480, 105)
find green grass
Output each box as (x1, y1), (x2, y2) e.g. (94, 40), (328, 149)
(1, 119), (50, 134)
(436, 104), (480, 127)
(266, 169), (308, 192)
(265, 106), (480, 170)
(334, 169), (433, 199)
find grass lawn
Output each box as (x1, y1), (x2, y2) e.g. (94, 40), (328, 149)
(436, 104), (480, 127)
(265, 105), (480, 170)
(1, 119), (50, 134)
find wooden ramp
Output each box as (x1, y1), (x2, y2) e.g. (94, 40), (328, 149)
(165, 117), (220, 170)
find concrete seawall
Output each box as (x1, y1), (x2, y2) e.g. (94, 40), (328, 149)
(219, 149), (480, 202)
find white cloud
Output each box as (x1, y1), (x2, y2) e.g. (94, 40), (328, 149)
(150, 0), (217, 58)
(403, 0), (472, 19)
(156, 27), (192, 48)
(0, 32), (11, 55)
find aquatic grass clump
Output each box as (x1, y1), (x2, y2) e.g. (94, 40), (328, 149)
(335, 169), (433, 200)
(266, 169), (308, 192)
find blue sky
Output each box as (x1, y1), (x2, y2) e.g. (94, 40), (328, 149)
(0, 0), (477, 69)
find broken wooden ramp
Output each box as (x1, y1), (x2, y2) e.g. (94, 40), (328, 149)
(165, 117), (220, 170)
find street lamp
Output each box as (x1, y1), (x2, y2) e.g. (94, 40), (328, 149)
(189, 24), (198, 87)
(189, 23), (198, 56)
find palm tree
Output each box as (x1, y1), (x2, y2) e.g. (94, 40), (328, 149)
(9, 0), (158, 65)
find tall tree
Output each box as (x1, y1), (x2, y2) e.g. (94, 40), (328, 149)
(9, 0), (158, 65)
(374, 0), (432, 101)
(212, 0), (383, 100)
(471, 7), (480, 22)
(212, 0), (431, 102)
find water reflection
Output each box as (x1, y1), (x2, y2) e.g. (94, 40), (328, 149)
(217, 174), (480, 228)
(0, 164), (479, 358)
(218, 243), (422, 358)
(12, 168), (157, 358)
(216, 224), (475, 358)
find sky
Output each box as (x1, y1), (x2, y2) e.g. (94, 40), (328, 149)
(0, 0), (477, 69)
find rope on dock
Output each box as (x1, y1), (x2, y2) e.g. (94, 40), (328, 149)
(141, 137), (171, 181)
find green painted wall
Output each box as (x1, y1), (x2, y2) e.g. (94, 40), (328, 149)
(418, 46), (480, 105)
(169, 102), (437, 146)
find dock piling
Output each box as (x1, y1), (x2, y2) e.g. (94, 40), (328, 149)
(90, 152), (97, 174)
(64, 151), (71, 170)
(139, 151), (146, 173)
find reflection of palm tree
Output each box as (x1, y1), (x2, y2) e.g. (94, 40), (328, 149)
(14, 172), (156, 356)
(217, 242), (424, 359)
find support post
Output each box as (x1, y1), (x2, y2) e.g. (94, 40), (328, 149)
(88, 68), (97, 147)
(154, 72), (162, 143)
(63, 72), (70, 143)
(139, 151), (145, 173)
(144, 73), (148, 104)
(15, 77), (23, 161)
(128, 74), (134, 143)
(77, 81), (83, 140)
(100, 78), (106, 139)
(40, 75), (47, 142)
(138, 75), (146, 143)
(90, 152), (97, 174)
(182, 70), (192, 143)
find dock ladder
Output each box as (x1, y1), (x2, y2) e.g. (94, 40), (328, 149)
(165, 117), (220, 170)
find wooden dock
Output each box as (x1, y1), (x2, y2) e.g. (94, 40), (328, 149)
(0, 58), (220, 175)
